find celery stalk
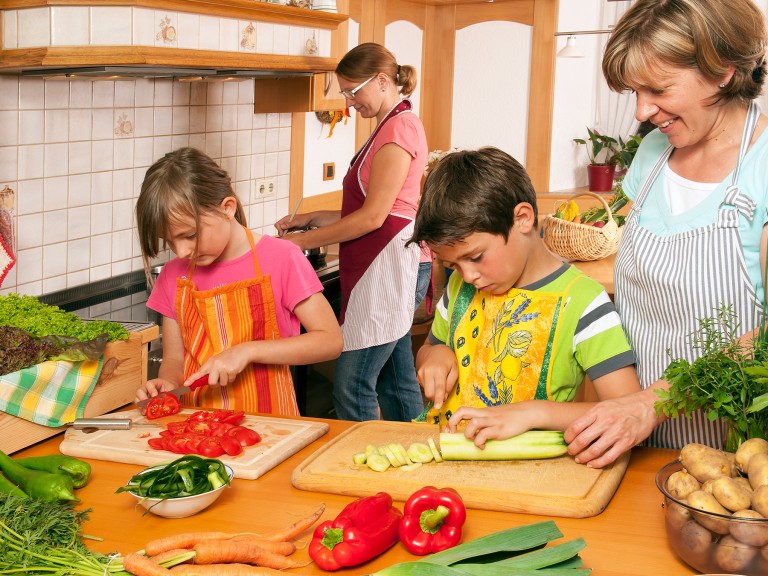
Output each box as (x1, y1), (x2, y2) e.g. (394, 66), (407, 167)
(439, 431), (567, 461)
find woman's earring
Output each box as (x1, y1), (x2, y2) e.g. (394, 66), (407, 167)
(719, 83), (726, 88)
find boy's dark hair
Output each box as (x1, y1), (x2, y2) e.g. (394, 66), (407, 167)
(412, 147), (537, 246)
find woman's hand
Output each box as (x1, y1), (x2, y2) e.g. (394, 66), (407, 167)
(564, 385), (664, 468)
(275, 212), (313, 237)
(416, 343), (458, 409)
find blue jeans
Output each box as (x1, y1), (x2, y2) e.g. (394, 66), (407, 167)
(333, 262), (432, 422)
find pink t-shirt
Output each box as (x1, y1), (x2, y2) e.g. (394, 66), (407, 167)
(147, 234), (322, 338)
(361, 110), (428, 219)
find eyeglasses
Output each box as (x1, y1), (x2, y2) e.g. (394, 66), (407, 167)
(339, 75), (376, 99)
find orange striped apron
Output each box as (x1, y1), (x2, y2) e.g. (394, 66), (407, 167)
(174, 227), (299, 416)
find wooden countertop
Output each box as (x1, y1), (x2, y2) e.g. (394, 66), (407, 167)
(15, 418), (694, 575)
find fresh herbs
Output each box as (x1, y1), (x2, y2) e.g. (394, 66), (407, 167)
(656, 305), (768, 450)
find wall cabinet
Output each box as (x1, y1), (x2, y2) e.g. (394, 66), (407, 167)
(254, 72), (346, 113)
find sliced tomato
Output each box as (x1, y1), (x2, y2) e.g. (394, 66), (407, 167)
(197, 437), (225, 458)
(187, 410), (213, 422)
(145, 393), (182, 420)
(228, 426), (261, 446)
(208, 422), (235, 437)
(217, 434), (243, 456)
(166, 435), (191, 454)
(166, 421), (189, 435)
(186, 421), (214, 436)
(213, 410), (245, 425)
(183, 434), (205, 453)
(147, 437), (166, 450)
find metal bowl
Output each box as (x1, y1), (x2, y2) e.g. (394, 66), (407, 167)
(656, 460), (768, 575)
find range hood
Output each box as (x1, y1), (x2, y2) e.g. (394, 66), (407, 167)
(20, 66), (315, 81)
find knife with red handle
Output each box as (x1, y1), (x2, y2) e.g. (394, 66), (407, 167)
(135, 374), (210, 409)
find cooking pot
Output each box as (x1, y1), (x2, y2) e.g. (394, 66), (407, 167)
(290, 227), (328, 269)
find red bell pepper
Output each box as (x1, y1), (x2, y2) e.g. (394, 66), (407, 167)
(309, 492), (402, 570)
(398, 486), (466, 555)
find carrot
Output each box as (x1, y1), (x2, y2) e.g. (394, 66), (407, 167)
(145, 532), (233, 556)
(192, 540), (304, 569)
(171, 564), (290, 575)
(260, 503), (326, 541)
(229, 535), (296, 555)
(148, 548), (196, 565)
(123, 552), (174, 576)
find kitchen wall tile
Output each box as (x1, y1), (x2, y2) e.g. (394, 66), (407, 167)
(19, 111), (44, 145)
(266, 112), (280, 129)
(2, 11), (18, 50)
(45, 110), (69, 143)
(235, 180), (249, 205)
(91, 171), (113, 204)
(18, 145), (44, 180)
(18, 7), (50, 49)
(199, 15), (219, 51)
(113, 168), (133, 201)
(153, 107), (173, 136)
(279, 113), (291, 127)
(112, 199), (133, 230)
(91, 208), (113, 246)
(134, 108), (153, 137)
(154, 80), (173, 107)
(112, 229), (133, 261)
(0, 149), (17, 183)
(252, 128), (266, 155)
(51, 7), (89, 46)
(278, 150), (290, 176)
(265, 128), (279, 153)
(264, 151), (278, 178)
(68, 173), (91, 207)
(189, 106), (206, 133)
(19, 78), (44, 110)
(67, 238), (90, 270)
(17, 179), (42, 216)
(278, 126), (291, 150)
(90, 236), (110, 269)
(172, 106), (190, 134)
(112, 259), (132, 276)
(69, 83), (93, 109)
(250, 153), (265, 180)
(289, 26), (306, 56)
(69, 109), (93, 141)
(222, 83), (239, 106)
(190, 83), (207, 106)
(237, 104), (253, 131)
(177, 12), (200, 50)
(273, 24), (290, 55)
(261, 199), (276, 229)
(115, 110), (134, 138)
(239, 21), (256, 53)
(0, 112), (18, 146)
(220, 18), (239, 52)
(114, 140), (135, 171)
(318, 29), (331, 58)
(91, 7), (132, 46)
(132, 8), (155, 47)
(188, 132), (206, 151)
(172, 83), (191, 107)
(134, 137), (154, 167)
(222, 106), (237, 131)
(135, 79), (154, 107)
(153, 135), (173, 159)
(207, 83), (224, 106)
(171, 134), (190, 151)
(221, 131), (237, 158)
(45, 176), (68, 211)
(43, 209), (68, 244)
(236, 130), (252, 156)
(91, 264), (112, 281)
(67, 269), (89, 288)
(206, 105), (223, 133)
(153, 12), (178, 47)
(18, 213), (42, 250)
(115, 82), (136, 108)
(92, 82), (115, 109)
(248, 203), (263, 230)
(92, 109), (115, 140)
(275, 196), (288, 219)
(235, 154), (250, 182)
(277, 173), (289, 200)
(91, 140), (114, 172)
(220, 157), (236, 181)
(45, 82), (70, 110)
(205, 132), (223, 161)
(0, 77), (19, 110)
(44, 143), (69, 177)
(43, 275), (67, 293)
(68, 206), (89, 240)
(253, 113), (267, 131)
(132, 168), (146, 197)
(17, 247), (43, 286)
(255, 22), (274, 55)
(238, 82), (254, 105)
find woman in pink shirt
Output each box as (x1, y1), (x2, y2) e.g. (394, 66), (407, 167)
(276, 43), (429, 421)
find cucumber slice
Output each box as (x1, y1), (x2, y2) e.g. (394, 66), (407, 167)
(352, 452), (367, 465)
(365, 444), (379, 458)
(366, 453), (390, 472)
(401, 462), (423, 472)
(391, 443), (412, 466)
(428, 437), (444, 463)
(382, 446), (401, 467)
(407, 442), (434, 463)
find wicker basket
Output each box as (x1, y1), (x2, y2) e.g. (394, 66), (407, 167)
(541, 192), (622, 261)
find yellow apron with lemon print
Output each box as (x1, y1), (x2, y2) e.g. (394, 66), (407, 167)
(425, 277), (579, 428)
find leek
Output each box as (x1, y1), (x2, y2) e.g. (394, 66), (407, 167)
(439, 431), (568, 461)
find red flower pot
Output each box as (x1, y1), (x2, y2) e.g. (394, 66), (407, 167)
(587, 164), (616, 192)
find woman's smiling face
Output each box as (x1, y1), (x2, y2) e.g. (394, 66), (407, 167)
(630, 62), (728, 149)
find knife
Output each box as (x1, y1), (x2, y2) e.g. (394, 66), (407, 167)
(65, 418), (159, 431)
(135, 374), (210, 409)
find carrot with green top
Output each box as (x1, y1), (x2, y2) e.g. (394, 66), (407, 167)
(260, 503), (326, 541)
(145, 532), (234, 556)
(123, 552), (173, 576)
(192, 540), (304, 569)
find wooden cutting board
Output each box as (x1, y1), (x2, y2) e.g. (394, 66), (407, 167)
(291, 421), (630, 518)
(59, 409), (328, 480)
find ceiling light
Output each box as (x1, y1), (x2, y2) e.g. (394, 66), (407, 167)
(557, 35), (584, 59)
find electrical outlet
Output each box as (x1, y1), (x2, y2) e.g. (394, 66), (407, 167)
(254, 177), (277, 199)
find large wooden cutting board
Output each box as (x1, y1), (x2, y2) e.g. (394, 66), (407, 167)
(292, 421), (630, 518)
(60, 409), (328, 480)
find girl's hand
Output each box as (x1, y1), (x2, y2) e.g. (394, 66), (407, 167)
(416, 344), (458, 409)
(183, 345), (253, 388)
(447, 405), (535, 448)
(135, 378), (179, 414)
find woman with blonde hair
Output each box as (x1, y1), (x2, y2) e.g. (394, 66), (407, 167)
(276, 43), (430, 421)
(565, 0), (768, 467)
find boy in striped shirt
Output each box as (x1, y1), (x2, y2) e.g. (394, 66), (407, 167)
(411, 147), (640, 448)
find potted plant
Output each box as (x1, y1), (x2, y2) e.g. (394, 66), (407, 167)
(610, 134), (643, 181)
(573, 128), (621, 192)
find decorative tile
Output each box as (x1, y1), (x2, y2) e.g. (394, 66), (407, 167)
(114, 111), (135, 137)
(51, 7), (89, 46)
(240, 21), (257, 52)
(154, 13), (178, 47)
(91, 7), (132, 46)
(17, 7), (50, 49)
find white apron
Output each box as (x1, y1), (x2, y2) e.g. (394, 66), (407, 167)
(615, 101), (762, 449)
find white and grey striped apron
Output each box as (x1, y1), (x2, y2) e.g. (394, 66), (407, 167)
(615, 101), (762, 450)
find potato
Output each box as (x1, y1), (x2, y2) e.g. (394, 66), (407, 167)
(712, 476), (753, 511)
(666, 470), (701, 500)
(665, 498), (691, 531)
(748, 452), (768, 489)
(725, 450), (739, 477)
(680, 519), (714, 556)
(680, 443), (731, 483)
(729, 509), (768, 547)
(713, 534), (758, 573)
(735, 437), (768, 473)
(701, 478), (717, 494)
(687, 490), (731, 534)
(752, 484), (768, 517)
(732, 475), (754, 494)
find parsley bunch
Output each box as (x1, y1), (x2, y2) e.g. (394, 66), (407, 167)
(656, 305), (768, 451)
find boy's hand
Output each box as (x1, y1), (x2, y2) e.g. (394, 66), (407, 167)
(416, 344), (458, 409)
(447, 405), (535, 448)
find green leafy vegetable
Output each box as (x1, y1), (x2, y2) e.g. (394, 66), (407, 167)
(656, 305), (768, 450)
(0, 327), (108, 376)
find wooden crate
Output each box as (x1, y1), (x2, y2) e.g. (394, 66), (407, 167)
(0, 326), (159, 454)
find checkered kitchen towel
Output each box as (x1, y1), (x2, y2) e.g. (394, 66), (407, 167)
(0, 357), (104, 427)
